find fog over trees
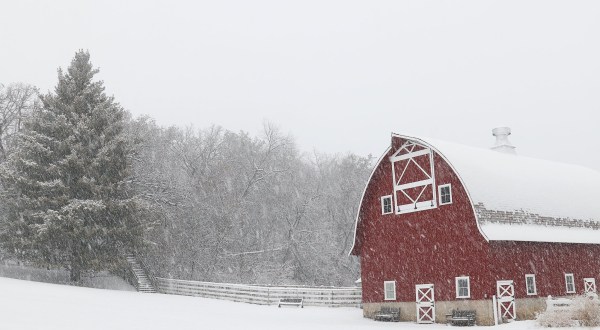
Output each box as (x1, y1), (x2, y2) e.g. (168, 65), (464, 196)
(0, 51), (371, 286)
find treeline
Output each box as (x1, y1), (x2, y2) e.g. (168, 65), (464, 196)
(129, 119), (371, 286)
(0, 59), (371, 287)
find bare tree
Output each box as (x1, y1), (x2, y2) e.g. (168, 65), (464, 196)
(130, 120), (371, 286)
(0, 83), (39, 161)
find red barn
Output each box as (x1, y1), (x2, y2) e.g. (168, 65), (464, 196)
(350, 128), (600, 325)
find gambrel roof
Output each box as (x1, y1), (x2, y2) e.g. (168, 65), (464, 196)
(397, 133), (600, 244)
(352, 133), (600, 249)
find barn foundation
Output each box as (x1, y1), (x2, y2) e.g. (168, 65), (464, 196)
(363, 297), (548, 326)
(363, 300), (493, 326)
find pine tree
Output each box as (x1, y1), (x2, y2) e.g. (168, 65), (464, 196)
(0, 50), (144, 282)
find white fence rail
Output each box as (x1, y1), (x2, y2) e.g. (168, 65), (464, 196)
(546, 294), (600, 314)
(155, 277), (362, 307)
(546, 295), (573, 313)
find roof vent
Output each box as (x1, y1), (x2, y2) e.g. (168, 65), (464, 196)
(491, 127), (516, 154)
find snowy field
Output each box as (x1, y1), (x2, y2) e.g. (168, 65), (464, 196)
(0, 264), (135, 291)
(2, 276), (585, 330)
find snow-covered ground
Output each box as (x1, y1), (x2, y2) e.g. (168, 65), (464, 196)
(0, 264), (135, 291)
(1, 276), (579, 330)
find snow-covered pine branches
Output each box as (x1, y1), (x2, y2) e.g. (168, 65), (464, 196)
(0, 50), (146, 282)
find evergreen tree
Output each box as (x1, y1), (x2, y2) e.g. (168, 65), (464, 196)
(0, 50), (144, 281)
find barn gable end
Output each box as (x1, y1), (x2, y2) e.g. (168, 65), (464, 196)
(354, 135), (490, 300)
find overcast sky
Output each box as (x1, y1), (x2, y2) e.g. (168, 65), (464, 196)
(2, 1), (599, 171)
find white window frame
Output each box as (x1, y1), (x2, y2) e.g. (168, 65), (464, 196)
(381, 195), (393, 215)
(455, 276), (470, 299)
(584, 278), (597, 294)
(438, 184), (452, 205)
(565, 273), (575, 294)
(525, 274), (537, 296)
(384, 280), (396, 300)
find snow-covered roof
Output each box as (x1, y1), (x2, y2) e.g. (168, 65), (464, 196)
(395, 133), (600, 244)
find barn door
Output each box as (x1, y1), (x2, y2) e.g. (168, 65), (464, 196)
(496, 280), (516, 321)
(416, 284), (435, 324)
(584, 278), (597, 295)
(390, 141), (437, 214)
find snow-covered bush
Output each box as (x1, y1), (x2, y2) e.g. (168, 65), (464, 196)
(571, 295), (600, 327)
(537, 295), (600, 327)
(537, 308), (577, 327)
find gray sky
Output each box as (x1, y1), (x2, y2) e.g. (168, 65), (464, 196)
(2, 1), (599, 171)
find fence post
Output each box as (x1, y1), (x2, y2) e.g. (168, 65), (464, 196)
(492, 295), (499, 325)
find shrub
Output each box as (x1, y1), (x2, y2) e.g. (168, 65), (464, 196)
(572, 295), (600, 327)
(537, 308), (577, 327)
(537, 295), (600, 327)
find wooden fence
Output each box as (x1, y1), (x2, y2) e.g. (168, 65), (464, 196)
(546, 294), (600, 313)
(155, 277), (362, 307)
(546, 295), (574, 313)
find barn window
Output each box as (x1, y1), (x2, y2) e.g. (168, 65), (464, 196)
(384, 281), (396, 300)
(584, 278), (597, 294)
(565, 273), (575, 293)
(438, 184), (452, 205)
(455, 276), (470, 298)
(381, 195), (393, 215)
(525, 274), (537, 295)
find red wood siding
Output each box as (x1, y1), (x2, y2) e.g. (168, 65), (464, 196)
(489, 241), (600, 297)
(354, 135), (600, 304)
(357, 136), (490, 302)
